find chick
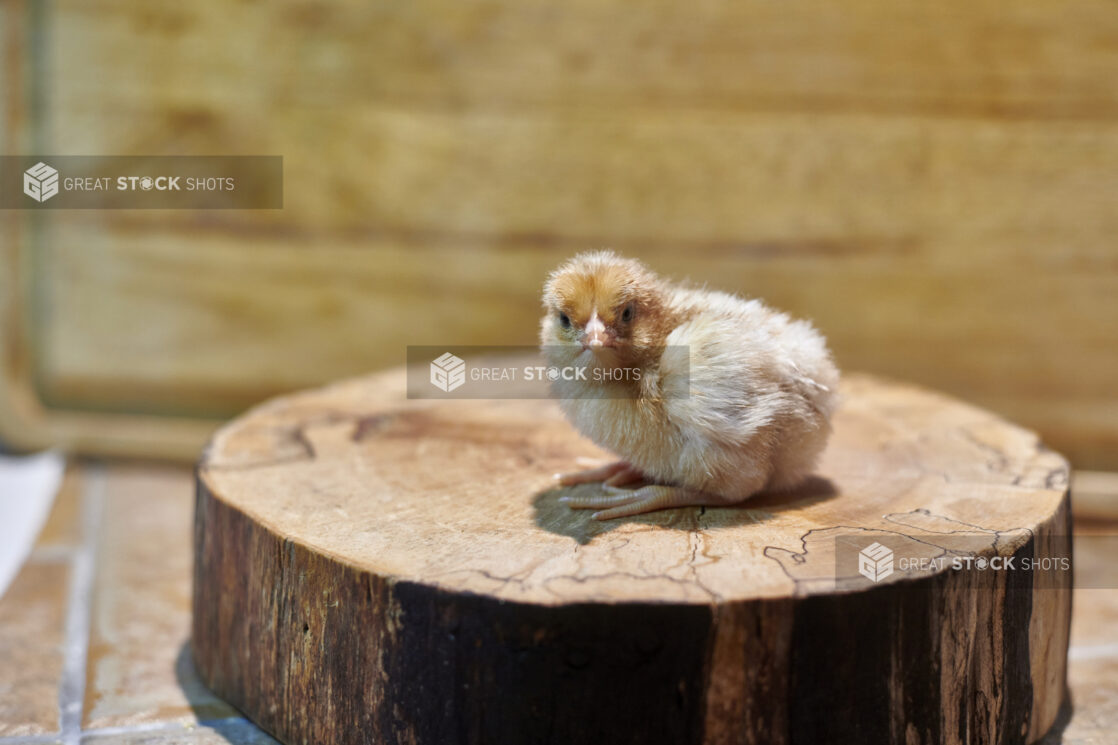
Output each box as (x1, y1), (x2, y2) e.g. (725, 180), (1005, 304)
(540, 251), (839, 520)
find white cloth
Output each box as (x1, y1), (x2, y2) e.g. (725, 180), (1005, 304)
(0, 450), (65, 599)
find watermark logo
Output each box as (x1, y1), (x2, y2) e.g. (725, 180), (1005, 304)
(407, 345), (689, 399)
(858, 541), (894, 583)
(430, 352), (466, 393)
(23, 162), (59, 202)
(818, 525), (1078, 592)
(4, 156), (282, 208)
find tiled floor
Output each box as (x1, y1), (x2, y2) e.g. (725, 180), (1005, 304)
(0, 463), (274, 745)
(0, 462), (1114, 744)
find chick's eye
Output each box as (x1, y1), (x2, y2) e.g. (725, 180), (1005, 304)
(621, 304), (634, 323)
(558, 312), (571, 329)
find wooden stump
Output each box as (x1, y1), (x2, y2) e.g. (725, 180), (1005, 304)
(192, 370), (1072, 745)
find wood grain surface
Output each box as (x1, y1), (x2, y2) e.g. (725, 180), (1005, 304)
(193, 369), (1072, 744)
(3, 0), (1117, 469)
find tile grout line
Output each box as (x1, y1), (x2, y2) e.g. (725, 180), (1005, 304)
(57, 462), (106, 745)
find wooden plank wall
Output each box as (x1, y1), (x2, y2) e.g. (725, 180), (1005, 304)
(3, 0), (1118, 466)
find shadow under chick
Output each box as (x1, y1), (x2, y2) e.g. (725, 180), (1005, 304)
(532, 475), (837, 545)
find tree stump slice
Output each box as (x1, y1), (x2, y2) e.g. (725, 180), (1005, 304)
(192, 369), (1072, 745)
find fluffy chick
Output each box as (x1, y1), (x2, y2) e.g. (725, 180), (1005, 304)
(540, 251), (839, 520)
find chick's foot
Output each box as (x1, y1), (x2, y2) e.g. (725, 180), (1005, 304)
(562, 484), (715, 521)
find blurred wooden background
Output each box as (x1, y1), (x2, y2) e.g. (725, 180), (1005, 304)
(1, 0), (1117, 467)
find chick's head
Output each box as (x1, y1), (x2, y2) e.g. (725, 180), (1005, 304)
(540, 251), (670, 372)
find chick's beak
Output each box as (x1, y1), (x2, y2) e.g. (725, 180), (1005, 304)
(581, 312), (615, 350)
